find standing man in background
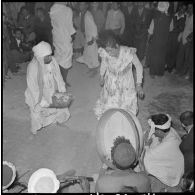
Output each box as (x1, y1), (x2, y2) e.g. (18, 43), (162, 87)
(50, 2), (76, 87)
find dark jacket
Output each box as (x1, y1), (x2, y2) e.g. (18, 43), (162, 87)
(180, 127), (194, 174)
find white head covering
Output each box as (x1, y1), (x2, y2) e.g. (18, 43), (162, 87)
(158, 2), (169, 14)
(32, 41), (52, 58)
(147, 114), (172, 140)
(28, 168), (60, 193)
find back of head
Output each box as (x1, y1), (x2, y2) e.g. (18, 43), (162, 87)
(111, 136), (136, 170)
(97, 30), (119, 49)
(180, 111), (193, 127)
(151, 114), (169, 125)
(119, 186), (137, 193)
(151, 113), (170, 132)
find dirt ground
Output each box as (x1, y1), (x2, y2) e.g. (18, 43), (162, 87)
(3, 60), (193, 192)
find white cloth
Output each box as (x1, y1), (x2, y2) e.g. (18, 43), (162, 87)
(182, 14), (193, 45)
(157, 2), (169, 14)
(50, 3), (75, 69)
(105, 9), (125, 34)
(143, 128), (184, 187)
(25, 54), (70, 133)
(32, 41), (52, 58)
(76, 11), (99, 69)
(94, 46), (143, 120)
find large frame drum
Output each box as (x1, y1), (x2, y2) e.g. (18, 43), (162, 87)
(96, 109), (144, 169)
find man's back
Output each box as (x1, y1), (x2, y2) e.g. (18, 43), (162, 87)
(95, 170), (151, 193)
(180, 127), (194, 173)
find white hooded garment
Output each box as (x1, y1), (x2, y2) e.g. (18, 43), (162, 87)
(25, 42), (70, 133)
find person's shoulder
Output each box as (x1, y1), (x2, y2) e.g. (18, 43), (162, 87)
(121, 46), (137, 55)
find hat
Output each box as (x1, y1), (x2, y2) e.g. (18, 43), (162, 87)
(32, 41), (52, 58)
(28, 168), (60, 193)
(158, 2), (169, 13)
(113, 142), (136, 169)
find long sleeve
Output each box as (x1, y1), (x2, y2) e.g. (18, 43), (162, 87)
(132, 54), (143, 84)
(105, 11), (111, 30)
(98, 48), (107, 77)
(148, 19), (154, 35)
(169, 18), (174, 32)
(120, 11), (125, 34)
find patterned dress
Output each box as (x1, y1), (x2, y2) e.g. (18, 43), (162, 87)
(94, 46), (143, 120)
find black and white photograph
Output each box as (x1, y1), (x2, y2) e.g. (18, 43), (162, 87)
(2, 1), (193, 193)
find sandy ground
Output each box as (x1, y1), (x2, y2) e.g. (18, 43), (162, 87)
(3, 59), (193, 192)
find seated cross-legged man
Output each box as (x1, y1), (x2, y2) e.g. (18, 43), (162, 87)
(9, 28), (32, 73)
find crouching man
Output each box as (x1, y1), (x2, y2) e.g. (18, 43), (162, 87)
(95, 136), (151, 193)
(25, 41), (70, 134)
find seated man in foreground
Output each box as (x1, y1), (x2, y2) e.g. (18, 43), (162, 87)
(142, 114), (184, 191)
(95, 136), (151, 193)
(25, 41), (70, 134)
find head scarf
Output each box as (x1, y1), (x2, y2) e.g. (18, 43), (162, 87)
(32, 41), (52, 59)
(113, 142), (136, 169)
(157, 2), (169, 14)
(147, 114), (172, 140)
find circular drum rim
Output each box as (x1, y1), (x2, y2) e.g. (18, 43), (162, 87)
(3, 161), (17, 190)
(96, 108), (144, 169)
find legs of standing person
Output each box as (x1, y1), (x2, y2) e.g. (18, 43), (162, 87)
(135, 35), (147, 62)
(181, 42), (191, 77)
(175, 42), (187, 75)
(59, 65), (71, 87)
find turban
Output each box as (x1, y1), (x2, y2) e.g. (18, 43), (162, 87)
(32, 41), (52, 58)
(113, 142), (136, 169)
(157, 2), (169, 13)
(147, 114), (172, 140)
(28, 168), (60, 193)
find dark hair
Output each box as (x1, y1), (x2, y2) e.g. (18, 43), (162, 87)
(180, 111), (193, 126)
(20, 6), (28, 13)
(13, 28), (22, 34)
(111, 136), (136, 170)
(182, 172), (194, 192)
(97, 30), (120, 49)
(151, 114), (170, 132)
(36, 7), (45, 13)
(119, 186), (138, 193)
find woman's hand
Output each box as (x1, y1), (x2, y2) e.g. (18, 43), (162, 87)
(136, 84), (144, 99)
(87, 38), (94, 46)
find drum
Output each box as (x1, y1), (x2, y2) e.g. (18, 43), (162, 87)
(3, 161), (16, 191)
(96, 109), (144, 169)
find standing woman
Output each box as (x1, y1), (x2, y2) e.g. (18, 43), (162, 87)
(94, 30), (144, 120)
(76, 2), (100, 69)
(147, 2), (172, 78)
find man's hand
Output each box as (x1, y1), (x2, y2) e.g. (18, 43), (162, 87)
(136, 84), (144, 99)
(78, 177), (90, 193)
(100, 77), (104, 87)
(40, 108), (57, 117)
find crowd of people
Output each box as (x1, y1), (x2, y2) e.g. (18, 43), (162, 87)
(3, 1), (193, 193)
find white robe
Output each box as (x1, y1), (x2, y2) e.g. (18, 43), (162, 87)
(76, 11), (99, 69)
(143, 128), (184, 187)
(50, 3), (75, 69)
(25, 57), (70, 133)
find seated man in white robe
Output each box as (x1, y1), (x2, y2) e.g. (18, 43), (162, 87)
(142, 114), (184, 191)
(25, 41), (70, 134)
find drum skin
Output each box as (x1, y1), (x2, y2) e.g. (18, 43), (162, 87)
(96, 109), (144, 169)
(3, 161), (16, 190)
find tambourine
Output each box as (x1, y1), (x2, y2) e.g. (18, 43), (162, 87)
(3, 161), (17, 191)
